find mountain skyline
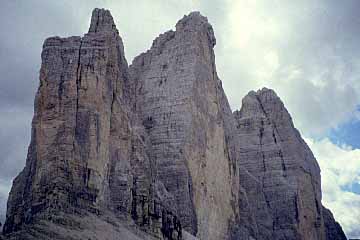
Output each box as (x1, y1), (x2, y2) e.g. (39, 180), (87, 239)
(0, 1), (359, 238)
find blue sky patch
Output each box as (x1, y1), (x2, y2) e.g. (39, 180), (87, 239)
(329, 111), (360, 149)
(341, 182), (360, 195)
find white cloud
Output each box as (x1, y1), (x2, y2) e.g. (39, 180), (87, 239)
(306, 138), (360, 238)
(104, 0), (200, 62)
(217, 0), (360, 137)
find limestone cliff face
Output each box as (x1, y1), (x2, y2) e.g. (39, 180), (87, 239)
(2, 8), (346, 240)
(3, 9), (179, 240)
(233, 88), (343, 240)
(4, 8), (128, 232)
(130, 12), (238, 240)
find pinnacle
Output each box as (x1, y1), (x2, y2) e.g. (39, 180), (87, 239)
(176, 11), (216, 47)
(88, 8), (118, 33)
(236, 88), (284, 119)
(256, 87), (278, 97)
(243, 88), (280, 102)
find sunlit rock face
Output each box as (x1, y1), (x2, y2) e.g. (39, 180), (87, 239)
(2, 8), (346, 240)
(2, 8), (179, 240)
(130, 12), (240, 240)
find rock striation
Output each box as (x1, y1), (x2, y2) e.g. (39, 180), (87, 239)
(130, 12), (238, 239)
(3, 9), (181, 240)
(234, 89), (324, 239)
(2, 8), (346, 240)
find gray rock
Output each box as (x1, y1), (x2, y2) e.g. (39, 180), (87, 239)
(3, 8), (182, 240)
(130, 11), (239, 240)
(233, 88), (346, 240)
(2, 8), (346, 240)
(322, 206), (347, 240)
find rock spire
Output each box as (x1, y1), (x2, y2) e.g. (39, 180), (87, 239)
(2, 9), (346, 240)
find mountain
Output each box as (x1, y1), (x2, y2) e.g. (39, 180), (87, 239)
(2, 8), (346, 240)
(234, 89), (324, 239)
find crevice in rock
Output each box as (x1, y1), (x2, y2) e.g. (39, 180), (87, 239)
(94, 10), (100, 33)
(279, 150), (287, 176)
(272, 127), (277, 144)
(74, 39), (83, 151)
(255, 95), (269, 120)
(262, 177), (271, 210)
(259, 119), (264, 145)
(262, 153), (266, 172)
(295, 195), (300, 223)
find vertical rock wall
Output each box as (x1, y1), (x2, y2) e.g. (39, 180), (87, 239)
(130, 12), (238, 240)
(3, 8), (131, 233)
(3, 9), (187, 240)
(234, 88), (326, 240)
(2, 8), (347, 240)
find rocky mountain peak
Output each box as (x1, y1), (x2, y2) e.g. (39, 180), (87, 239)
(236, 87), (293, 127)
(2, 8), (347, 240)
(176, 11), (216, 47)
(88, 8), (118, 33)
(255, 88), (286, 111)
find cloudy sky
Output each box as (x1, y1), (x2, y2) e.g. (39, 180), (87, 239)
(1, 0), (360, 237)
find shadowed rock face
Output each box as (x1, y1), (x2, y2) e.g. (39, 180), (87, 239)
(232, 89), (347, 240)
(322, 207), (347, 240)
(234, 88), (325, 240)
(2, 8), (346, 240)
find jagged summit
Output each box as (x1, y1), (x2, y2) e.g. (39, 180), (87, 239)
(2, 8), (346, 240)
(88, 8), (118, 33)
(176, 11), (216, 47)
(135, 10), (216, 64)
(235, 87), (283, 119)
(176, 11), (209, 29)
(242, 87), (281, 104)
